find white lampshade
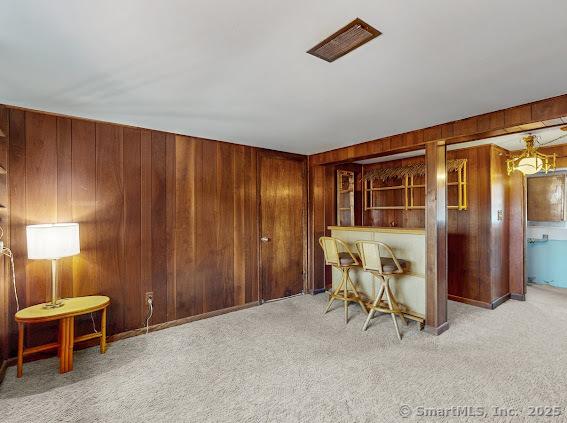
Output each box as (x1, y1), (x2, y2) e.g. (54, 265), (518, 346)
(516, 157), (543, 175)
(26, 223), (80, 259)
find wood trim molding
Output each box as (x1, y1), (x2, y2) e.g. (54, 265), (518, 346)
(491, 293), (511, 309)
(424, 321), (449, 336)
(109, 301), (259, 342)
(449, 293), (511, 309)
(448, 294), (492, 309)
(309, 94), (567, 166)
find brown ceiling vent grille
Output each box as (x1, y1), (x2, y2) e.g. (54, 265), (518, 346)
(307, 18), (381, 62)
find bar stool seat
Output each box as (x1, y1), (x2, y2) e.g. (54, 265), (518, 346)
(319, 237), (367, 324)
(380, 257), (409, 273)
(338, 252), (360, 265)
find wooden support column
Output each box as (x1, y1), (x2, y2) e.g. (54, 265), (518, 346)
(425, 141), (449, 335)
(508, 172), (526, 301)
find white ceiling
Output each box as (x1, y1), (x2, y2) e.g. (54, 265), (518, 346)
(1, 1), (566, 154)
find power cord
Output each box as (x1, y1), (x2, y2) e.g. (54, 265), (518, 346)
(0, 227), (19, 312)
(90, 312), (99, 333)
(145, 297), (153, 334)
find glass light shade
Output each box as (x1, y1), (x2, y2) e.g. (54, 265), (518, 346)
(26, 223), (80, 259)
(516, 157), (543, 175)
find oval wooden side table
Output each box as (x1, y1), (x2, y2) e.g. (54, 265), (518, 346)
(15, 295), (110, 378)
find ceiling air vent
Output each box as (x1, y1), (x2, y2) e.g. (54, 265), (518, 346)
(307, 18), (381, 62)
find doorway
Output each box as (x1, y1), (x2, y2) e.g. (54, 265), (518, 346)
(259, 152), (307, 301)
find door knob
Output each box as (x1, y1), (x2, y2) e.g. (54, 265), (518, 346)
(260, 236), (270, 242)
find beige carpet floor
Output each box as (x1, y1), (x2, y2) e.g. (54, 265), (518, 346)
(1, 285), (567, 422)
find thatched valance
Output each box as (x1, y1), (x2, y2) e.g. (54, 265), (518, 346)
(364, 159), (467, 182)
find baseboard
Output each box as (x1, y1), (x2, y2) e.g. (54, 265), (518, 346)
(109, 301), (259, 342)
(449, 293), (511, 310)
(448, 295), (492, 309)
(510, 293), (526, 301)
(312, 288), (326, 295)
(491, 293), (511, 309)
(2, 301), (260, 371)
(0, 360), (7, 384)
(424, 321), (450, 336)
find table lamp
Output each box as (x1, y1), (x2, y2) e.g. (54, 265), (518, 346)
(26, 223), (80, 308)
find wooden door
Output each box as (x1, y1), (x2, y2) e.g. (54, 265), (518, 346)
(259, 153), (306, 301)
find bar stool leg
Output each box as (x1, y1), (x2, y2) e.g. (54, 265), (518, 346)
(387, 280), (407, 326)
(17, 323), (24, 378)
(362, 280), (385, 331)
(346, 273), (368, 314)
(384, 278), (402, 340)
(343, 268), (348, 324)
(325, 269), (346, 314)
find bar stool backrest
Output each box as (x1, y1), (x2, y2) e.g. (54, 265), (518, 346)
(319, 236), (359, 267)
(355, 240), (404, 275)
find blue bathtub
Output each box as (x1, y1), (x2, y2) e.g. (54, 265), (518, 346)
(527, 240), (567, 288)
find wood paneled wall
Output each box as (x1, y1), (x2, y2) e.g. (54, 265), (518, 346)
(0, 106), (265, 360)
(309, 94), (567, 166)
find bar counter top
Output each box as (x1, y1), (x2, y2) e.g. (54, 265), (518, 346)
(327, 226), (425, 235)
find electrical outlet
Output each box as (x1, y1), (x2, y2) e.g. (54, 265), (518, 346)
(145, 292), (153, 304)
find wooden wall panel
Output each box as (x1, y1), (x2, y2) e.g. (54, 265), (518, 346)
(309, 94), (567, 166)
(7, 109), (26, 356)
(95, 123), (125, 335)
(174, 136), (259, 317)
(0, 106), (9, 363)
(165, 133), (177, 322)
(307, 165), (326, 293)
(490, 147), (510, 302)
(150, 132), (168, 324)
(122, 127), (142, 330)
(24, 113), (59, 347)
(447, 147), (482, 302)
(174, 136), (198, 319)
(25, 112), (58, 308)
(56, 117), (73, 300)
(0, 107), (266, 360)
(233, 145), (258, 304)
(71, 120), (97, 297)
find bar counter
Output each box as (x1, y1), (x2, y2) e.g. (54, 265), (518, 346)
(328, 226), (425, 319)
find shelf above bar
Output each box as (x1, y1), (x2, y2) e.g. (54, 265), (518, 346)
(328, 225), (425, 235)
(367, 185), (406, 191)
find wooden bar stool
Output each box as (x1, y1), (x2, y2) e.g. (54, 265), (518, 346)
(319, 236), (367, 323)
(355, 240), (408, 340)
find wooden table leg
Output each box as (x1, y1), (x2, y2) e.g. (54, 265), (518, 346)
(59, 318), (67, 373)
(17, 323), (24, 378)
(59, 317), (74, 374)
(67, 317), (74, 372)
(100, 307), (107, 354)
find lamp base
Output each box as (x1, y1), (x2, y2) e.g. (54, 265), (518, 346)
(43, 300), (64, 309)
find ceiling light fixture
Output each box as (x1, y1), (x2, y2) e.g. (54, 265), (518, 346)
(506, 133), (560, 176)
